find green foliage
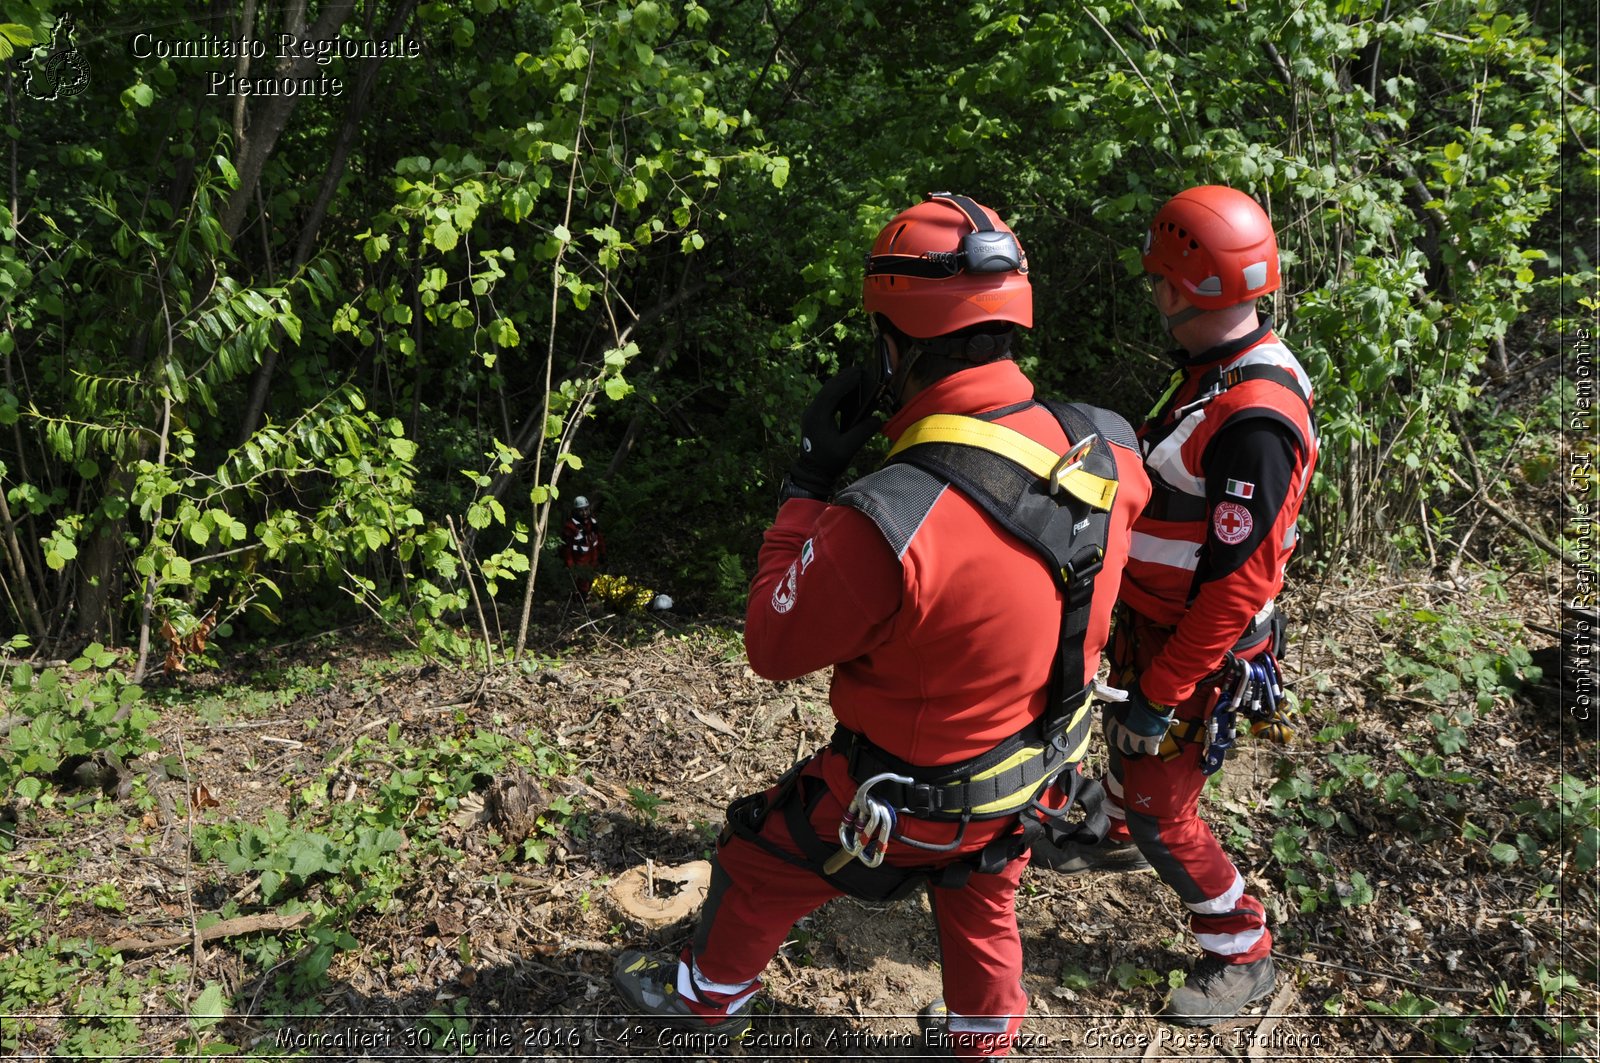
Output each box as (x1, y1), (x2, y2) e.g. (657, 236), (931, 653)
(626, 784), (664, 823)
(1109, 961), (1164, 991)
(186, 719), (578, 999)
(1367, 992), (1476, 1056)
(0, 918), (187, 1057)
(0, 649), (157, 806)
(1375, 602), (1543, 710)
(1514, 776), (1600, 874)
(1, 0), (1589, 648)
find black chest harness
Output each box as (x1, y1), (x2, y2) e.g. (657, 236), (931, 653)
(1142, 361), (1314, 524)
(723, 399), (1135, 900)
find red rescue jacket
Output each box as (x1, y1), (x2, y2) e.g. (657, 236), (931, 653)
(746, 361), (1150, 847)
(1120, 318), (1318, 705)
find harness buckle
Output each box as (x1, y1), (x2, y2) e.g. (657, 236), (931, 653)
(1061, 549), (1104, 602)
(906, 782), (940, 816)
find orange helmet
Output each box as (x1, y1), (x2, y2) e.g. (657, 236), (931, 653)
(1141, 186), (1279, 310)
(863, 193), (1032, 338)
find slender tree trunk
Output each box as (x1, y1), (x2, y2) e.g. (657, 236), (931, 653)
(219, 0), (359, 243)
(234, 0), (420, 444)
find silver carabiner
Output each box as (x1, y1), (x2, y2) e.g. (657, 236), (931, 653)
(1048, 434), (1099, 495)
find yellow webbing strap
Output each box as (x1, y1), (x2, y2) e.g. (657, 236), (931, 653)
(887, 414), (1118, 511)
(1145, 369), (1185, 423)
(962, 693), (1096, 815)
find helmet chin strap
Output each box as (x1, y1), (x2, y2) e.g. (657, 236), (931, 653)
(1161, 305), (1206, 338)
(886, 346), (926, 413)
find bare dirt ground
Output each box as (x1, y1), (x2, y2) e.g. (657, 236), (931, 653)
(2, 566), (1593, 1061)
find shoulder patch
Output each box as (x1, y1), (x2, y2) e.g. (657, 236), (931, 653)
(1213, 501), (1254, 545)
(771, 560), (800, 613)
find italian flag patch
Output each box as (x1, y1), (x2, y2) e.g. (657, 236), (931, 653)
(1224, 478), (1256, 499)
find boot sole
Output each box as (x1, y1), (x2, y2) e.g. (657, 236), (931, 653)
(1159, 983), (1275, 1027)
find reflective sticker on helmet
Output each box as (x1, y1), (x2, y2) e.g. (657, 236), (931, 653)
(1194, 275), (1223, 296)
(1213, 501), (1254, 545)
(1242, 261), (1269, 291)
(771, 561), (800, 614)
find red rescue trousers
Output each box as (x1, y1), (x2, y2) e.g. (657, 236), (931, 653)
(692, 752), (1030, 1059)
(1101, 611), (1273, 963)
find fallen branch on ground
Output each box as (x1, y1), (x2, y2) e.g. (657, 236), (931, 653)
(107, 910), (312, 954)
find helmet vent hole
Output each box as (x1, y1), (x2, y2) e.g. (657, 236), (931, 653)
(1189, 239), (1198, 249)
(888, 223), (909, 251)
(1177, 227), (1188, 239)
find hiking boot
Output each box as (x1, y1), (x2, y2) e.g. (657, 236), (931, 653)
(917, 998), (953, 1056)
(917, 995), (1027, 1057)
(1162, 954), (1276, 1026)
(612, 949), (756, 1042)
(1029, 835), (1151, 873)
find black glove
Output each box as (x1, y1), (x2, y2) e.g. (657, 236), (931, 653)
(1104, 686), (1175, 757)
(782, 367), (883, 501)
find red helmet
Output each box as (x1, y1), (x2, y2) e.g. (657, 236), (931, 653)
(863, 193), (1032, 337)
(1141, 186), (1279, 310)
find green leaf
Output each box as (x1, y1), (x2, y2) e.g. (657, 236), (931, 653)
(1487, 842), (1519, 864)
(191, 983), (227, 1030)
(215, 155), (240, 190)
(432, 221), (459, 253)
(491, 318), (520, 348)
(129, 84), (154, 108)
(0, 24), (37, 46)
(770, 156), (790, 189)
(1574, 827), (1598, 872)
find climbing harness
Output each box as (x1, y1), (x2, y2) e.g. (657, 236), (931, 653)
(724, 399), (1135, 899)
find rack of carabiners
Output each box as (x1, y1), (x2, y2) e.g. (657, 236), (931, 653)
(822, 771), (971, 873)
(1196, 650), (1298, 777)
(823, 773), (907, 874)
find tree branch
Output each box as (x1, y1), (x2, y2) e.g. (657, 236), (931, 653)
(235, 0), (419, 445)
(219, 0), (359, 243)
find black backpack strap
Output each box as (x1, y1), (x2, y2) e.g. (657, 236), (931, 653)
(865, 401), (1126, 736)
(1194, 362), (1313, 414)
(1038, 401), (1135, 730)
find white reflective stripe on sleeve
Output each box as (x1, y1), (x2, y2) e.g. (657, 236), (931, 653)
(1195, 926), (1266, 956)
(1230, 342), (1313, 399)
(1185, 871), (1246, 915)
(1130, 532), (1202, 571)
(1144, 410), (1208, 496)
(945, 1012), (1014, 1034)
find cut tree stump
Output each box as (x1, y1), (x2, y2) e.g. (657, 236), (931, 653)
(610, 860), (712, 929)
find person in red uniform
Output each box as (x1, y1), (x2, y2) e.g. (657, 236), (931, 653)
(558, 495), (605, 596)
(613, 193), (1149, 1058)
(1030, 186), (1318, 1025)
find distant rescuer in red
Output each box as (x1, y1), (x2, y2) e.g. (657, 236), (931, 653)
(558, 495), (605, 595)
(613, 192), (1149, 1058)
(1030, 186), (1319, 1025)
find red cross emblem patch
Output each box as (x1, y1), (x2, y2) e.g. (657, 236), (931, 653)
(1213, 501), (1254, 545)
